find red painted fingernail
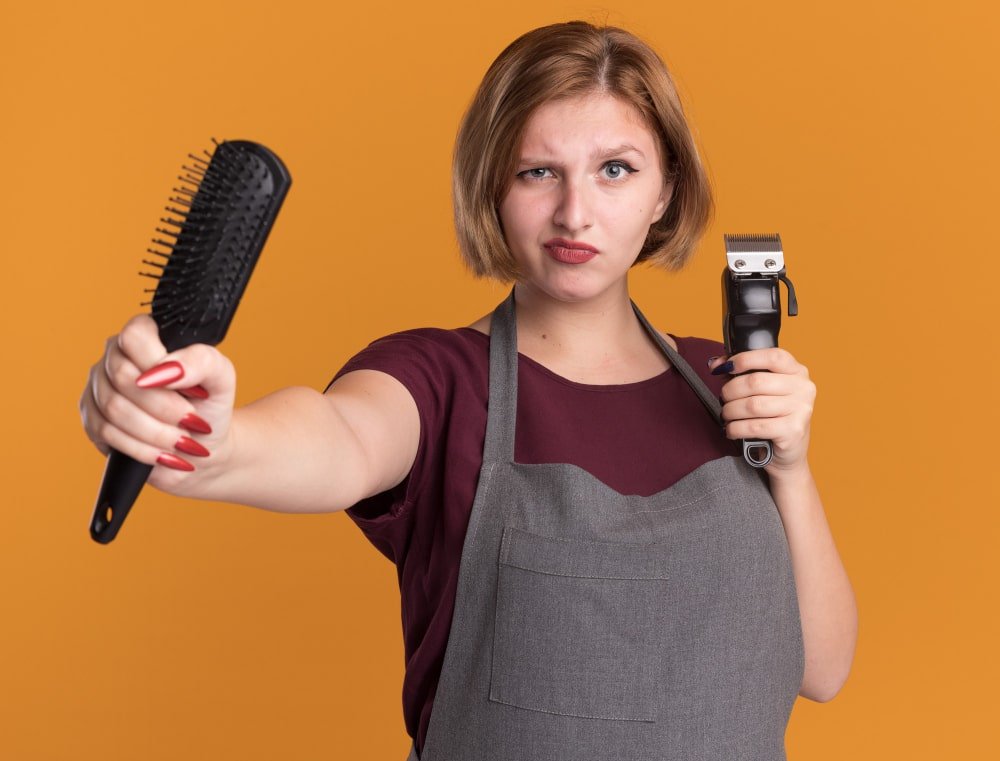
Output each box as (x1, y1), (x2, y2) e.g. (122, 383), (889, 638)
(174, 435), (210, 457)
(179, 384), (210, 400)
(178, 413), (213, 435)
(137, 361), (185, 388)
(156, 452), (195, 471)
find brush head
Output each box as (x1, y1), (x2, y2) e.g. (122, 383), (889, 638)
(140, 139), (292, 352)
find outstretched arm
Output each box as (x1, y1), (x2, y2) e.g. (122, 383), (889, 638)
(80, 314), (420, 514)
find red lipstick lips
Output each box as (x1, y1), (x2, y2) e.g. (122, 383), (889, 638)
(544, 238), (598, 264)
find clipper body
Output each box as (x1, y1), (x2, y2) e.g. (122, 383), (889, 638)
(722, 234), (798, 468)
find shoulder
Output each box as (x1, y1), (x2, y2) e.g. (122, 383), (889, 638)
(348, 326), (480, 356)
(327, 326), (487, 393)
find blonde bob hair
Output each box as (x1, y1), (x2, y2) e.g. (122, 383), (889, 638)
(453, 21), (714, 282)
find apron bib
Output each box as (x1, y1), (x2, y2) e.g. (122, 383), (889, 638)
(408, 290), (804, 760)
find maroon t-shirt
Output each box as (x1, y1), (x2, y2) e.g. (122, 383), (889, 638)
(326, 326), (739, 753)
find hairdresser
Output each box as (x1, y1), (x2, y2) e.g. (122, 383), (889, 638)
(79, 21), (857, 760)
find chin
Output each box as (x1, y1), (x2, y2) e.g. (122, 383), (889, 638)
(525, 272), (624, 304)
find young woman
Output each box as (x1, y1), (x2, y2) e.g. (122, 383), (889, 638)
(79, 21), (857, 760)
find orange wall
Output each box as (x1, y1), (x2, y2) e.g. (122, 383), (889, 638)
(1, 0), (996, 758)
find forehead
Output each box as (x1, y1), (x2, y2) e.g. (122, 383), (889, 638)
(518, 93), (660, 156)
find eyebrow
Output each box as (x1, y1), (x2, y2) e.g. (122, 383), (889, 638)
(593, 143), (646, 160)
(517, 143), (647, 165)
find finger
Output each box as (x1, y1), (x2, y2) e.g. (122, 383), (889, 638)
(104, 335), (143, 395)
(719, 370), (800, 403)
(724, 348), (805, 376)
(84, 391), (185, 467)
(83, 395), (201, 478)
(113, 316), (212, 399)
(116, 314), (168, 372)
(720, 393), (794, 423)
(707, 354), (729, 372)
(133, 343), (235, 399)
(104, 320), (189, 406)
(100, 340), (199, 428)
(723, 414), (794, 442)
(93, 351), (209, 449)
(725, 412), (810, 445)
(92, 372), (203, 460)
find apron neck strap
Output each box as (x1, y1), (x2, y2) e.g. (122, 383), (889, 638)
(628, 300), (723, 427)
(483, 287), (723, 465)
(483, 288), (520, 464)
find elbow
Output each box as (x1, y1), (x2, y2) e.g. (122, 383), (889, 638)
(799, 669), (852, 703)
(799, 681), (843, 703)
(799, 610), (859, 703)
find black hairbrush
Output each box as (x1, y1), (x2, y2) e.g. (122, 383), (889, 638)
(89, 139), (292, 544)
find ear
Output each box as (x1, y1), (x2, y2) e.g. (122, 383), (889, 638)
(651, 182), (673, 224)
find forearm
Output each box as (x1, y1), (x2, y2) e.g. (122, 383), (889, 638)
(768, 463), (857, 702)
(190, 386), (367, 513)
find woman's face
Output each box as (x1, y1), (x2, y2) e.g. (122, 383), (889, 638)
(498, 92), (671, 304)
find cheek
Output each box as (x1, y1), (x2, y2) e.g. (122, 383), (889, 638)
(606, 198), (657, 233)
(633, 186), (668, 227)
(499, 193), (546, 238)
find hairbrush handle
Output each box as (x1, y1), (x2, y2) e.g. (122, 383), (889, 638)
(90, 453), (153, 543)
(89, 139), (291, 544)
(721, 233), (798, 469)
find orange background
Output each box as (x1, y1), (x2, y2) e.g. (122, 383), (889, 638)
(2, 0), (997, 758)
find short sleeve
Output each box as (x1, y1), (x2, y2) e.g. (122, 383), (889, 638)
(324, 329), (450, 529)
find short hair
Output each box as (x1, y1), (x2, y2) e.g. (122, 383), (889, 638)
(452, 21), (714, 282)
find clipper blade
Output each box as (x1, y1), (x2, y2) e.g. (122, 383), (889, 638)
(723, 233), (783, 274)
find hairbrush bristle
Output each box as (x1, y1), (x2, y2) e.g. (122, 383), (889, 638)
(139, 139), (291, 351)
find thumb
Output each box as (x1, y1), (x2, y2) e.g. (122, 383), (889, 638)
(706, 354), (729, 371)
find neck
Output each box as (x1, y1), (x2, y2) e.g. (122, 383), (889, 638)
(512, 280), (643, 357)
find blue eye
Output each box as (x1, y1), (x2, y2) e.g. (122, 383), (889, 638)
(602, 161), (636, 180)
(518, 167), (552, 180)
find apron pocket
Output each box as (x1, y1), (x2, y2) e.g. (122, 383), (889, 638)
(489, 526), (669, 723)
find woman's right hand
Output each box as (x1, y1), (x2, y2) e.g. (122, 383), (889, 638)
(79, 314), (237, 497)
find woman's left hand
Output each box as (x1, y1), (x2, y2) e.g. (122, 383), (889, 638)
(708, 349), (816, 478)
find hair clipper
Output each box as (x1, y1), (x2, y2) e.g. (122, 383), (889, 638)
(722, 233), (799, 468)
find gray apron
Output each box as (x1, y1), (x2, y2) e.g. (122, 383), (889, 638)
(407, 291), (804, 760)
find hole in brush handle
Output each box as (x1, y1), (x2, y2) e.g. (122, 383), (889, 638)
(90, 450), (154, 544)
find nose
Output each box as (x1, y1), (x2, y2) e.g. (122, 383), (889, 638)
(552, 176), (593, 233)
